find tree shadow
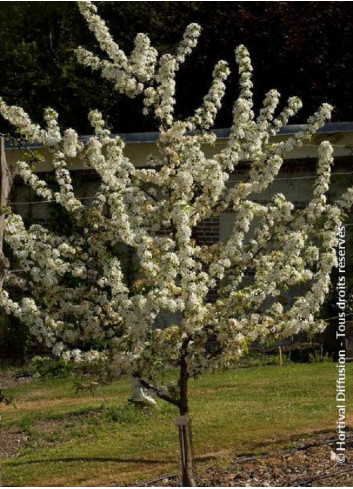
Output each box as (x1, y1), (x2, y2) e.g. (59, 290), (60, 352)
(7, 456), (168, 466)
(8, 454), (221, 466)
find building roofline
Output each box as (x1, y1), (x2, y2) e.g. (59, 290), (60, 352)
(5, 121), (353, 149)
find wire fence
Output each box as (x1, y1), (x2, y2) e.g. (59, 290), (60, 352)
(7, 171), (353, 206)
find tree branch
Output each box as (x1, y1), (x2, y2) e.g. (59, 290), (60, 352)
(0, 136), (14, 290)
(135, 376), (181, 408)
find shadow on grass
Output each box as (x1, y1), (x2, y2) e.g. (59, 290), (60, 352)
(6, 457), (167, 465)
(6, 454), (220, 466)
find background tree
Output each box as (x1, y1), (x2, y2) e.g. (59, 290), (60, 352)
(1, 2), (353, 485)
(0, 2), (353, 134)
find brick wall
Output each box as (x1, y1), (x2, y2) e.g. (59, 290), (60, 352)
(192, 217), (220, 302)
(192, 217), (220, 246)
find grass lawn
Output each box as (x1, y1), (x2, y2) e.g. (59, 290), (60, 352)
(0, 362), (352, 486)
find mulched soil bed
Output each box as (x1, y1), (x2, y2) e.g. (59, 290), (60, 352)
(141, 432), (353, 487)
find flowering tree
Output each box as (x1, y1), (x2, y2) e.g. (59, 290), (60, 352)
(1, 2), (353, 485)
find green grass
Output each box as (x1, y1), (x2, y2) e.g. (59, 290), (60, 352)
(1, 363), (351, 486)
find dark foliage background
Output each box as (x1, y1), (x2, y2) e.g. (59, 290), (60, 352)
(0, 2), (352, 135)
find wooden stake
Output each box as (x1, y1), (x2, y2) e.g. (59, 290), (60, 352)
(279, 345), (283, 366)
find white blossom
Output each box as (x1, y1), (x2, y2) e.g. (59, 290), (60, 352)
(0, 3), (352, 389)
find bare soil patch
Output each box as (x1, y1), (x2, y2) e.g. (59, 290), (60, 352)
(0, 409), (101, 457)
(0, 427), (28, 459)
(30, 410), (101, 449)
(0, 372), (33, 390)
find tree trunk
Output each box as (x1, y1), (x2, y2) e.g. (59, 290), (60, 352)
(176, 357), (197, 487)
(0, 137), (12, 290)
